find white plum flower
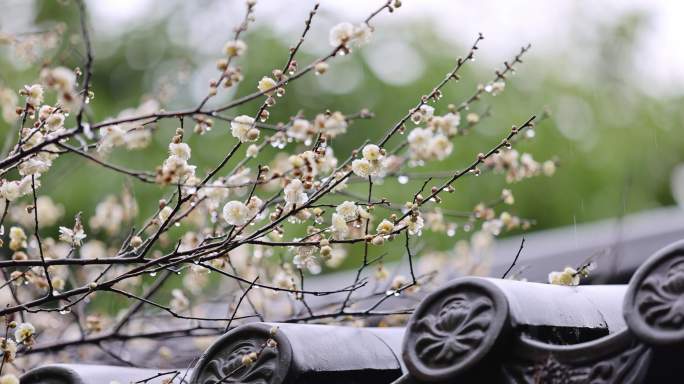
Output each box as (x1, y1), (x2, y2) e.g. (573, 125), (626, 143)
(257, 76), (277, 96)
(401, 214), (424, 236)
(329, 22), (372, 47)
(158, 206), (173, 223)
(336, 201), (358, 221)
(489, 80), (506, 95)
(59, 224), (86, 247)
(1, 338), (17, 363)
(224, 40), (247, 57)
(408, 127), (432, 150)
(466, 112), (479, 124)
(45, 112), (65, 131)
(548, 267), (580, 286)
(231, 115), (259, 142)
(482, 219), (503, 236)
(314, 62), (329, 75)
(293, 246), (321, 274)
(429, 134), (453, 160)
(329, 22), (354, 47)
(407, 128), (453, 162)
(542, 160), (556, 176)
(24, 84), (44, 107)
(97, 125), (126, 153)
(0, 181), (21, 202)
(14, 322), (35, 343)
(223, 200), (251, 226)
(316, 111), (347, 137)
(283, 179), (307, 206)
(0, 374), (19, 384)
(419, 104), (434, 119)
(352, 23), (373, 46)
(9, 226), (27, 251)
(246, 144), (259, 157)
(170, 289), (189, 312)
(331, 213), (349, 239)
(41, 66), (77, 92)
(351, 158), (372, 178)
(287, 119), (311, 141)
(169, 142), (191, 161)
(376, 219), (395, 235)
(362, 144), (382, 161)
(501, 189), (514, 205)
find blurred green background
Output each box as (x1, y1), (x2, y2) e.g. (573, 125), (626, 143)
(1, 0), (683, 270)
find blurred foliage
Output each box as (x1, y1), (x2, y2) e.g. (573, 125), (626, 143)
(1, 1), (683, 274)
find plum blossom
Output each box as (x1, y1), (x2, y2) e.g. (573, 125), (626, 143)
(284, 179), (307, 207)
(548, 267), (580, 286)
(336, 201), (358, 221)
(258, 76), (277, 96)
(59, 214), (86, 247)
(224, 40), (247, 57)
(223, 200), (251, 226)
(231, 115), (259, 142)
(376, 219), (395, 235)
(14, 322), (35, 344)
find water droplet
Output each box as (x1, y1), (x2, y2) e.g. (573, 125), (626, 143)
(149, 272), (157, 277)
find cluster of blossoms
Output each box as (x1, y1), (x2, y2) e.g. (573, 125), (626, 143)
(97, 100), (159, 153)
(469, 189), (531, 237)
(0, 22), (64, 64)
(0, 176), (35, 202)
(1, 320), (36, 382)
(88, 190), (138, 235)
(8, 196), (64, 229)
(222, 197), (264, 226)
(329, 22), (373, 49)
(484, 148), (557, 182)
(39, 66), (80, 112)
(352, 144), (389, 178)
(0, 86), (19, 124)
(548, 261), (596, 286)
(331, 201), (368, 240)
(407, 106), (459, 163)
(0, 0), (561, 378)
(6, 223), (72, 292)
(281, 111), (350, 145)
(156, 129), (197, 185)
(0, 80), (75, 202)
